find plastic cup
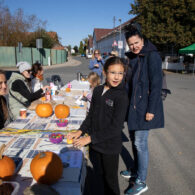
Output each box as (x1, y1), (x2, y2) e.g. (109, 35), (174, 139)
(20, 109), (27, 119)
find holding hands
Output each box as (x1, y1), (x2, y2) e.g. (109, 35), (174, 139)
(94, 64), (99, 68)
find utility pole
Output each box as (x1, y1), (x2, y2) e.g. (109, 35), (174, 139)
(113, 16), (116, 50)
(118, 19), (122, 57)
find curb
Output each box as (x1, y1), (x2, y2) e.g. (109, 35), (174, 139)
(0, 57), (81, 71)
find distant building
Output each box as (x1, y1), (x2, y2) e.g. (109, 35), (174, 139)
(87, 36), (93, 54)
(92, 18), (135, 57)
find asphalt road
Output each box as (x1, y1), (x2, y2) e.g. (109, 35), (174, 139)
(7, 56), (191, 195)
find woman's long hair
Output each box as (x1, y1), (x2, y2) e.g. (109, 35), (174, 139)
(92, 49), (101, 60)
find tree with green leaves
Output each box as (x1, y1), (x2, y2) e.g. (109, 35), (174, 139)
(27, 29), (59, 48)
(73, 45), (78, 53)
(79, 41), (84, 54)
(130, 0), (195, 51)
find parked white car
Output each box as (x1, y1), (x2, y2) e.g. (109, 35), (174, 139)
(86, 53), (92, 59)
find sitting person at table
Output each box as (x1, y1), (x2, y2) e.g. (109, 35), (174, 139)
(31, 62), (44, 92)
(67, 57), (128, 195)
(83, 72), (100, 112)
(8, 61), (49, 121)
(0, 70), (10, 129)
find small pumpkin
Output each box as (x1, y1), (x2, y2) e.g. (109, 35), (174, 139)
(0, 144), (16, 181)
(36, 103), (53, 118)
(30, 151), (63, 185)
(55, 104), (70, 119)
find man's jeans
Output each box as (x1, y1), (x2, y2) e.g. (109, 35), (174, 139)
(129, 129), (149, 182)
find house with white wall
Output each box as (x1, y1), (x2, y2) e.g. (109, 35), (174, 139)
(92, 18), (135, 57)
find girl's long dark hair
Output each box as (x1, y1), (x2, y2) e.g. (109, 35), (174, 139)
(104, 56), (126, 73)
(32, 62), (43, 78)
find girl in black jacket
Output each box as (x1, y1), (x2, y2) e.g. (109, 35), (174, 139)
(67, 57), (128, 195)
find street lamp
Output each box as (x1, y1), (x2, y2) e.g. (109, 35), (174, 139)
(118, 19), (122, 57)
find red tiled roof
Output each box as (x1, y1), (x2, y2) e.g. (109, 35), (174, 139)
(96, 18), (136, 41)
(94, 28), (113, 41)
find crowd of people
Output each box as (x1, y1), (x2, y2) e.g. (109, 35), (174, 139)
(1, 24), (164, 195)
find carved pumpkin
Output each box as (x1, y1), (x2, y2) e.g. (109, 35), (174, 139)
(30, 151), (63, 185)
(55, 104), (70, 119)
(0, 144), (16, 180)
(36, 103), (53, 118)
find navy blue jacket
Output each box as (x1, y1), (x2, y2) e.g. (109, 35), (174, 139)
(125, 39), (164, 130)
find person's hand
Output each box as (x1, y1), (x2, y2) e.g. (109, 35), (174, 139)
(83, 91), (88, 97)
(94, 64), (99, 68)
(97, 56), (102, 61)
(42, 85), (50, 91)
(73, 136), (91, 148)
(67, 130), (82, 140)
(146, 113), (154, 121)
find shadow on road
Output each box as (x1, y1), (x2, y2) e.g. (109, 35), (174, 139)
(121, 131), (134, 170)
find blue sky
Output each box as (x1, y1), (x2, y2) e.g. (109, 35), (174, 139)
(4, 0), (134, 47)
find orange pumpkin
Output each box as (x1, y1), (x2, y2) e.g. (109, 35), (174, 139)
(0, 144), (16, 181)
(36, 103), (53, 118)
(30, 151), (63, 185)
(55, 104), (70, 119)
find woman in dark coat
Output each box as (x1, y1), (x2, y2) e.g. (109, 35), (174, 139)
(121, 25), (164, 195)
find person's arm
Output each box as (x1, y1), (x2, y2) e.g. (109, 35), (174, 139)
(12, 80), (43, 103)
(90, 92), (128, 144)
(147, 51), (162, 114)
(88, 59), (97, 70)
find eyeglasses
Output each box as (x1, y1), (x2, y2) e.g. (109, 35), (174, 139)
(26, 70), (32, 73)
(107, 71), (125, 76)
(94, 52), (100, 54)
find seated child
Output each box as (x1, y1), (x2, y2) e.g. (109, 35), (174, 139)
(31, 62), (44, 92)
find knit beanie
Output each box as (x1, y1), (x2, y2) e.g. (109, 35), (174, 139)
(16, 61), (32, 73)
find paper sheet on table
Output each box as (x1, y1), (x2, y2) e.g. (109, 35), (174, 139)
(70, 108), (86, 117)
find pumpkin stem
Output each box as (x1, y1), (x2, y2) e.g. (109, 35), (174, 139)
(0, 144), (6, 160)
(39, 152), (46, 158)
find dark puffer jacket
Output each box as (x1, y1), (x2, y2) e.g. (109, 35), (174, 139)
(126, 39), (164, 130)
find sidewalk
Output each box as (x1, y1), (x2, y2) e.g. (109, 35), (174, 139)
(0, 56), (81, 71)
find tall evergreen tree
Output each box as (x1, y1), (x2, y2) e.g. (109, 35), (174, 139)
(130, 0), (195, 51)
(79, 41), (84, 54)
